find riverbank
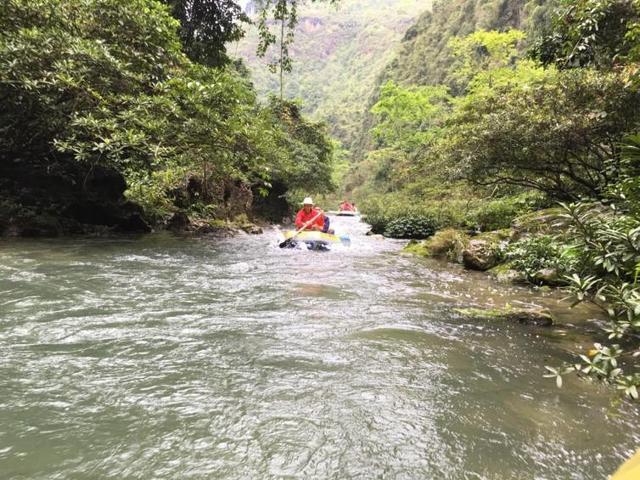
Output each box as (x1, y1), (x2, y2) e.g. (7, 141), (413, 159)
(400, 207), (573, 288)
(0, 164), (276, 239)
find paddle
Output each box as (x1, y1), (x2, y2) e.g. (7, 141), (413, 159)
(279, 210), (324, 248)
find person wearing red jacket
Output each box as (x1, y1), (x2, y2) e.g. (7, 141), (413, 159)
(339, 200), (355, 212)
(295, 197), (325, 231)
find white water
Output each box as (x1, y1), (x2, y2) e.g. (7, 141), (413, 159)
(1, 216), (638, 479)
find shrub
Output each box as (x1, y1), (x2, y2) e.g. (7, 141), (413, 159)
(358, 190), (467, 234)
(466, 192), (549, 231)
(506, 235), (576, 283)
(365, 212), (390, 234)
(425, 228), (469, 261)
(547, 200), (640, 399)
(384, 215), (437, 239)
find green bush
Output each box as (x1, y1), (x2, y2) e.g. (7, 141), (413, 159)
(357, 189), (468, 234)
(547, 200), (640, 399)
(384, 215), (437, 239)
(466, 192), (549, 231)
(506, 235), (576, 283)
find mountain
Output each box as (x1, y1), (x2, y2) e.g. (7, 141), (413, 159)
(351, 0), (556, 159)
(232, 0), (431, 151)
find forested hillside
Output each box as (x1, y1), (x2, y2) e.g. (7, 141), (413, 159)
(233, 0), (430, 150)
(351, 0), (555, 158)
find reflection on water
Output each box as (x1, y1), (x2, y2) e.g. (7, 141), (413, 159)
(0, 216), (638, 479)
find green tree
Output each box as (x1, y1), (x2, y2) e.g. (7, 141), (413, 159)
(370, 81), (451, 151)
(532, 0), (640, 69)
(448, 29), (526, 91)
(265, 97), (335, 194)
(164, 0), (249, 67)
(0, 0), (336, 226)
(0, 0), (183, 165)
(439, 67), (640, 200)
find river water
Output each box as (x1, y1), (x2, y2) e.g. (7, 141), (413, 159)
(1, 216), (638, 479)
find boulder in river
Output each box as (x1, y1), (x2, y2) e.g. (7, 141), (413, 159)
(167, 211), (191, 232)
(489, 262), (528, 285)
(241, 224), (263, 235)
(455, 306), (554, 326)
(532, 268), (568, 287)
(404, 228), (469, 262)
(462, 239), (499, 271)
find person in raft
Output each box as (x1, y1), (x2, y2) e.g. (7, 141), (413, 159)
(295, 197), (334, 234)
(339, 200), (355, 212)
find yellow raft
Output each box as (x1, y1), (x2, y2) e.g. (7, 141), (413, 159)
(282, 230), (346, 244)
(611, 450), (640, 480)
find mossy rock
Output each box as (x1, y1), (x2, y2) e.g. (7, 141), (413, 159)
(476, 228), (514, 242)
(532, 268), (568, 287)
(240, 223), (263, 234)
(454, 306), (554, 327)
(462, 239), (501, 271)
(403, 229), (470, 261)
(488, 261), (528, 285)
(403, 239), (430, 256)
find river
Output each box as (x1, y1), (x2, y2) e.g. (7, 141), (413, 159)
(1, 216), (638, 479)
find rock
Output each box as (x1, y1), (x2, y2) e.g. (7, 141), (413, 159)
(115, 213), (151, 234)
(495, 269), (528, 285)
(251, 181), (291, 223)
(403, 239), (429, 256)
(455, 307), (554, 327)
(462, 239), (499, 271)
(427, 228), (469, 262)
(533, 268), (567, 287)
(241, 223), (263, 235)
(0, 156), (151, 236)
(193, 223), (218, 235)
(489, 262), (528, 285)
(16, 214), (63, 237)
(167, 211), (191, 232)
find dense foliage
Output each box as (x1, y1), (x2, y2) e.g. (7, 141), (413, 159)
(383, 216), (438, 239)
(533, 0), (640, 69)
(442, 67), (640, 199)
(506, 235), (576, 283)
(351, 0), (557, 158)
(546, 197), (640, 399)
(164, 0), (248, 67)
(0, 0), (335, 230)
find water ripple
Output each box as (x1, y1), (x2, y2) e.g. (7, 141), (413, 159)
(0, 221), (638, 479)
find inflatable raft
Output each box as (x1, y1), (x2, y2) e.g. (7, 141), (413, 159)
(327, 210), (359, 217)
(281, 230), (351, 249)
